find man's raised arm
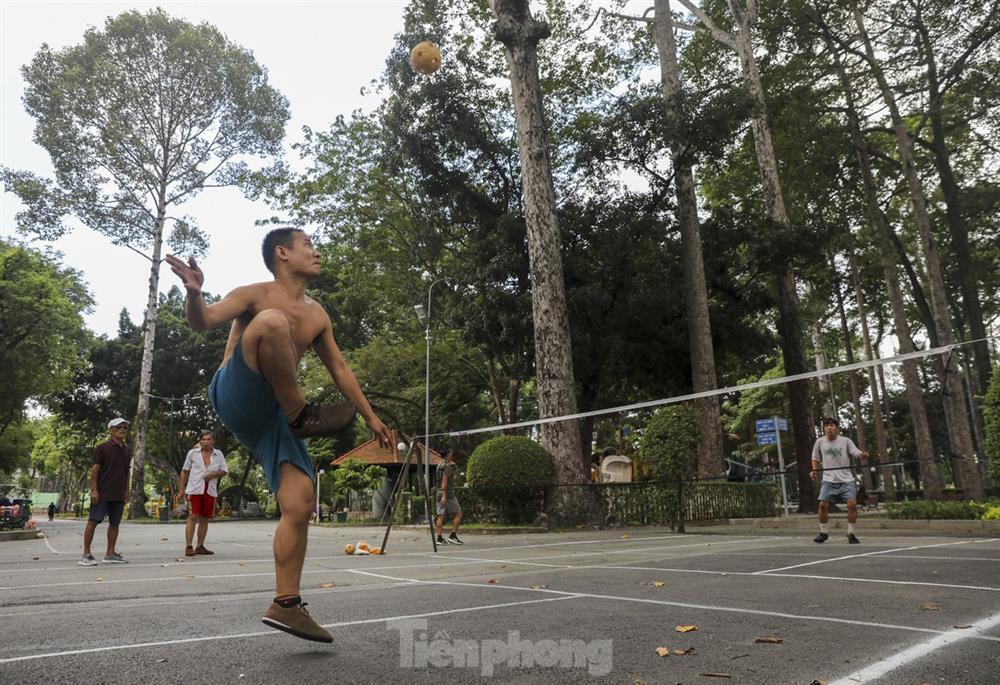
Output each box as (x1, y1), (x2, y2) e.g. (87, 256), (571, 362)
(312, 313), (392, 447)
(165, 254), (254, 331)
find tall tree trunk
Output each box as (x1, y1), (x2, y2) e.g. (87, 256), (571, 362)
(652, 0), (725, 478)
(853, 6), (982, 499)
(678, 0), (815, 508)
(128, 207), (166, 518)
(847, 238), (895, 499)
(824, 33), (944, 499)
(914, 12), (992, 397)
(810, 317), (835, 419)
(491, 0), (592, 522)
(832, 271), (874, 492)
(733, 14), (816, 512)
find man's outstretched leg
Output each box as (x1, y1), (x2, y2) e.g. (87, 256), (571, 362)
(241, 309), (355, 437)
(262, 462), (332, 643)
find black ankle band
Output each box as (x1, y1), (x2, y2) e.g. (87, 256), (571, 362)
(288, 403), (311, 430)
(275, 595), (301, 608)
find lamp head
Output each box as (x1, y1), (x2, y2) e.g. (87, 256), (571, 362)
(413, 303), (428, 327)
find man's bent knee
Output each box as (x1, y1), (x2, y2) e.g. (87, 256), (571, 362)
(251, 309), (291, 336)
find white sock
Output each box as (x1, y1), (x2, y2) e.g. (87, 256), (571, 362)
(820, 523), (829, 534)
(848, 523), (856, 534)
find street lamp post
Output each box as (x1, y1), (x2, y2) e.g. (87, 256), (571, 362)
(315, 469), (325, 523)
(414, 278), (448, 496)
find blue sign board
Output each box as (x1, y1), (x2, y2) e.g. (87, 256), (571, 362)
(756, 433), (777, 446)
(755, 418), (774, 432)
(755, 417), (787, 433)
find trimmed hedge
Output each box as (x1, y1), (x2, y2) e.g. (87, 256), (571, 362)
(466, 436), (555, 497)
(885, 499), (998, 520)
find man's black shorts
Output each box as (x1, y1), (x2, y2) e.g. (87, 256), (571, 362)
(89, 500), (124, 526)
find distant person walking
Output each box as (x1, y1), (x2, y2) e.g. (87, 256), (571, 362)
(47, 502), (56, 522)
(811, 417), (868, 544)
(435, 450), (463, 545)
(80, 418), (132, 566)
(179, 430), (229, 556)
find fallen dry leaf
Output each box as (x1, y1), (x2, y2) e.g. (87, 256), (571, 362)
(239, 562), (246, 566)
(700, 673), (731, 679)
(530, 584), (549, 589)
(730, 654), (750, 661)
(156, 658), (167, 663)
(673, 648), (695, 655)
(755, 637), (783, 644)
(32, 556), (39, 561)
(96, 576), (104, 581)
(487, 579), (498, 584)
(675, 625), (698, 633)
(655, 647), (670, 657)
(319, 582), (336, 588)
(953, 624), (972, 629)
(652, 581), (665, 588)
(174, 558), (185, 563)
(160, 537), (168, 542)
(621, 533), (630, 539)
(918, 602), (941, 611)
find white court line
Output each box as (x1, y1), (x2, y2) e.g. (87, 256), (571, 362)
(0, 560), (484, 591)
(346, 569), (1000, 644)
(437, 532), (691, 554)
(828, 609), (1000, 685)
(428, 536), (774, 567)
(0, 595), (578, 664)
(754, 538), (999, 574)
(559, 563), (1000, 593)
(0, 532), (693, 574)
(0, 581), (419, 618)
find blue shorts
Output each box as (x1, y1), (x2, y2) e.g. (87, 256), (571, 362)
(89, 501), (124, 526)
(818, 481), (857, 503)
(209, 339), (314, 493)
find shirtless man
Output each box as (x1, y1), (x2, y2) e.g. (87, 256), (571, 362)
(165, 227), (391, 643)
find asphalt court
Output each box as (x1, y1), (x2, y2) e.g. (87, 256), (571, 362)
(2, 520), (998, 684)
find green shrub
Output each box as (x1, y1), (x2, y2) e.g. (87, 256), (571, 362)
(983, 506), (1000, 521)
(466, 436), (555, 498)
(885, 500), (991, 520)
(983, 363), (1000, 481)
(636, 404), (701, 483)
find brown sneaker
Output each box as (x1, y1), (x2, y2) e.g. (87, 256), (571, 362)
(194, 545), (214, 555)
(262, 601), (333, 643)
(289, 402), (357, 439)
(185, 546), (196, 557)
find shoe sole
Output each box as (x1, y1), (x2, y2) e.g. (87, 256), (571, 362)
(78, 561), (97, 566)
(262, 617), (333, 644)
(448, 540), (463, 545)
(101, 559), (128, 564)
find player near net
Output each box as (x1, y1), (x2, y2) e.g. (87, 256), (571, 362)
(811, 417), (868, 544)
(165, 227), (392, 644)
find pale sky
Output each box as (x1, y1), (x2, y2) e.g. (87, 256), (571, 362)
(1, 0), (408, 336)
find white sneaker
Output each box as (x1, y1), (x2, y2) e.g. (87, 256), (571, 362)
(79, 554), (98, 566)
(102, 552), (128, 564)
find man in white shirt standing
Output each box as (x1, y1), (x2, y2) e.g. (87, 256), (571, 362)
(811, 417), (868, 544)
(179, 430), (229, 556)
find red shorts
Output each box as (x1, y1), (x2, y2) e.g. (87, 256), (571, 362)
(189, 493), (216, 519)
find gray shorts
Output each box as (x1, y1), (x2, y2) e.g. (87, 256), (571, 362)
(818, 481), (857, 503)
(436, 496), (461, 516)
